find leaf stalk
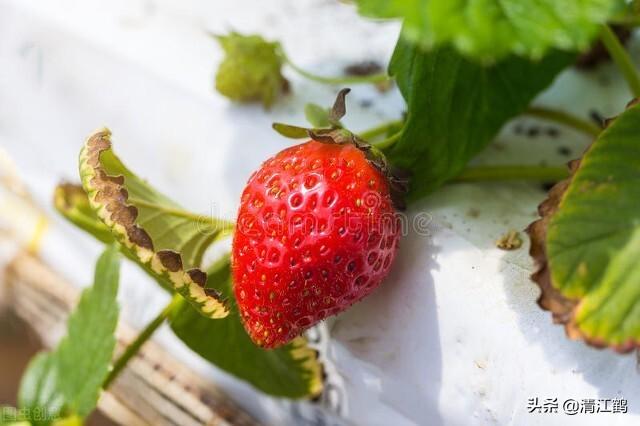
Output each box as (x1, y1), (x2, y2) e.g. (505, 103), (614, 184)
(600, 24), (640, 97)
(358, 119), (404, 141)
(103, 294), (183, 389)
(452, 165), (569, 183)
(525, 106), (601, 137)
(279, 50), (389, 85)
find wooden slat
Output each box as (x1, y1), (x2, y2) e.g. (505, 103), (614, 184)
(2, 251), (260, 426)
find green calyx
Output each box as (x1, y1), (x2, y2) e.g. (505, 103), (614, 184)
(273, 88), (410, 210)
(214, 32), (288, 108)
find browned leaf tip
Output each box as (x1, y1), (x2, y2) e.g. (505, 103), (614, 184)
(528, 100), (640, 353)
(526, 155), (640, 353)
(526, 161), (579, 330)
(86, 130), (154, 251)
(55, 182), (86, 209)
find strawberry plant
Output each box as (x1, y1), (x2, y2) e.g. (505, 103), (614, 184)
(5, 0), (640, 424)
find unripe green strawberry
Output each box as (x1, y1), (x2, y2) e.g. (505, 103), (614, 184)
(232, 137), (401, 348)
(215, 32), (288, 108)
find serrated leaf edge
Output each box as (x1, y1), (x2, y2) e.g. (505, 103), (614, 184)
(79, 128), (229, 319)
(526, 160), (583, 340)
(526, 136), (640, 353)
(287, 336), (323, 398)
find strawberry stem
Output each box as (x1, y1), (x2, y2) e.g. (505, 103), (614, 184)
(373, 129), (403, 150)
(103, 294), (183, 389)
(452, 165), (569, 183)
(356, 105), (598, 151)
(600, 24), (640, 97)
(608, 14), (640, 27)
(525, 106), (601, 137)
(280, 51), (390, 85)
(358, 119), (404, 141)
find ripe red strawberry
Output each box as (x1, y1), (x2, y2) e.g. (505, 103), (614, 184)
(231, 136), (402, 348)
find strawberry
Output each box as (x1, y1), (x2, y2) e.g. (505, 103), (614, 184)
(231, 134), (403, 348)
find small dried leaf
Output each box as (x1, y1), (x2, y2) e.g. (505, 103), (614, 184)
(328, 88), (351, 124)
(496, 230), (523, 250)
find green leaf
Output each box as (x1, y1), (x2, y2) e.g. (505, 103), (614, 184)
(272, 122), (310, 139)
(528, 101), (640, 351)
(356, 0), (624, 61)
(18, 352), (64, 425)
(387, 38), (574, 200)
(79, 128), (231, 319)
(169, 255), (323, 398)
(304, 103), (331, 128)
(55, 244), (120, 417)
(18, 245), (121, 423)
